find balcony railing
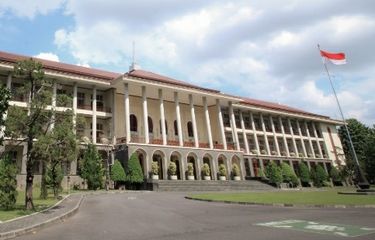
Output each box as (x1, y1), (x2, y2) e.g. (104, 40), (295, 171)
(77, 104), (112, 113)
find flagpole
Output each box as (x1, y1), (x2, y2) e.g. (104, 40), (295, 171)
(317, 44), (369, 189)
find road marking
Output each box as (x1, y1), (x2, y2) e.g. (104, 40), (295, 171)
(255, 220), (375, 237)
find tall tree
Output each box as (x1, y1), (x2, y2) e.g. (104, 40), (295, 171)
(5, 59), (53, 210)
(34, 112), (78, 198)
(0, 85), (11, 145)
(0, 155), (18, 210)
(338, 118), (373, 183)
(364, 127), (375, 183)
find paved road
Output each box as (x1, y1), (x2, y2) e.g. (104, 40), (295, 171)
(16, 192), (375, 240)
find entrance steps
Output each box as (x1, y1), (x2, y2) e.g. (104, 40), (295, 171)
(148, 180), (274, 192)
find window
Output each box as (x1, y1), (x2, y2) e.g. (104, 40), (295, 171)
(174, 120), (178, 136)
(148, 116), (153, 134)
(187, 121), (194, 137)
(77, 92), (85, 107)
(130, 114), (137, 132)
(159, 120), (168, 135)
(91, 94), (104, 110)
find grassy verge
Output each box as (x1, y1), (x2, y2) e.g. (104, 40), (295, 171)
(0, 189), (60, 222)
(189, 187), (375, 206)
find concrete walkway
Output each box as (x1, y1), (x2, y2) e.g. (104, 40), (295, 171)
(0, 194), (83, 240)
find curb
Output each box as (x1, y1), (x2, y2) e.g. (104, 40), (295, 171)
(185, 196), (375, 209)
(0, 194), (85, 240)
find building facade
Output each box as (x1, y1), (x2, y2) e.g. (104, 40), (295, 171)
(0, 51), (345, 188)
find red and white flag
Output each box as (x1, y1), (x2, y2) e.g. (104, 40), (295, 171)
(320, 50), (346, 65)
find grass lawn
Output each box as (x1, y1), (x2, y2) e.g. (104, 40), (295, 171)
(0, 188), (60, 222)
(189, 187), (375, 206)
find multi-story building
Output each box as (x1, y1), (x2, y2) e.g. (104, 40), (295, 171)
(0, 50), (345, 187)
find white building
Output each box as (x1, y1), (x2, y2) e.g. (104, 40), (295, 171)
(0, 50), (345, 187)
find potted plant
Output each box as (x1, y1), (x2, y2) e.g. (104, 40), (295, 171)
(218, 164), (227, 180)
(202, 163), (211, 180)
(151, 161), (159, 180)
(271, 150), (277, 155)
(261, 149), (267, 155)
(289, 152), (296, 157)
(168, 162), (178, 180)
(187, 162), (194, 180)
(251, 149), (258, 154)
(298, 153), (304, 158)
(232, 163), (241, 180)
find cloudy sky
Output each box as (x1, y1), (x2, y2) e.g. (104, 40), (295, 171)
(1, 0), (374, 125)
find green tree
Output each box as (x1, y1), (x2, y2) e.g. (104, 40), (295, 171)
(80, 144), (103, 190)
(310, 165), (328, 187)
(0, 155), (18, 210)
(5, 59), (53, 210)
(364, 129), (375, 183)
(126, 153), (144, 189)
(111, 160), (126, 188)
(266, 162), (283, 187)
(280, 162), (299, 187)
(34, 113), (78, 198)
(298, 162), (311, 186)
(0, 86), (11, 146)
(338, 118), (371, 182)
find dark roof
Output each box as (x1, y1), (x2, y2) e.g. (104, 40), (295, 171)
(0, 50), (121, 81)
(240, 97), (330, 118)
(125, 69), (220, 93)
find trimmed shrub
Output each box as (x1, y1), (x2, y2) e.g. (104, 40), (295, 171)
(232, 163), (240, 177)
(266, 162), (283, 187)
(329, 167), (342, 185)
(111, 160), (126, 188)
(151, 161), (159, 175)
(218, 164), (227, 177)
(126, 153), (144, 188)
(298, 162), (311, 186)
(168, 162), (177, 176)
(202, 163), (210, 177)
(80, 144), (104, 190)
(311, 165), (328, 187)
(187, 162), (194, 176)
(281, 162), (299, 187)
(0, 155), (18, 210)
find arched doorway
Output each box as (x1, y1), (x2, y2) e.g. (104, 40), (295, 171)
(203, 153), (214, 180)
(134, 149), (147, 178)
(152, 150), (165, 179)
(187, 152), (198, 180)
(170, 151), (182, 180)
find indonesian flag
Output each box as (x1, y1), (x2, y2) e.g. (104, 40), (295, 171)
(320, 50), (346, 65)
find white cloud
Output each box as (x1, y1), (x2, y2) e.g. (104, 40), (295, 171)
(0, 0), (64, 19)
(50, 0), (375, 125)
(34, 52), (60, 62)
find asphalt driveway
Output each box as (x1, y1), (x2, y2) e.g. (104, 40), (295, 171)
(15, 192), (375, 240)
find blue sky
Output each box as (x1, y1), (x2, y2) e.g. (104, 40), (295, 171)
(1, 0), (374, 125)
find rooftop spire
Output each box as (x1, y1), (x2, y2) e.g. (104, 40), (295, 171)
(129, 40), (141, 71)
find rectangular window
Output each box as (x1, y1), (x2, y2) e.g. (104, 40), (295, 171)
(77, 92), (85, 108)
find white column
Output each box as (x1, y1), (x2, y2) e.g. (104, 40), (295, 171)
(216, 99), (227, 150)
(229, 102), (240, 151)
(279, 117), (290, 157)
(313, 123), (323, 158)
(92, 86), (97, 144)
(73, 83), (77, 134)
(296, 120), (307, 157)
(250, 112), (260, 154)
(240, 111), (250, 154)
(124, 83), (130, 143)
(159, 89), (167, 145)
(50, 82), (57, 130)
(260, 114), (270, 155)
(110, 88), (116, 144)
(174, 92), (183, 146)
(0, 74), (12, 138)
(203, 97), (213, 149)
(270, 116), (280, 156)
(288, 119), (298, 155)
(142, 86), (149, 144)
(305, 122), (315, 158)
(248, 159), (255, 177)
(189, 94), (199, 148)
(6, 73), (12, 89)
